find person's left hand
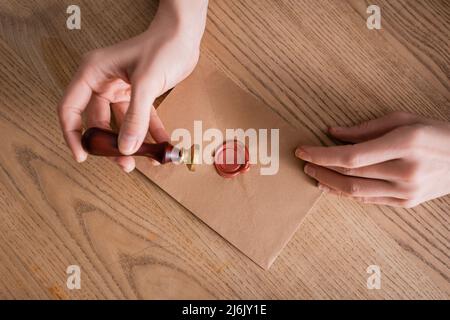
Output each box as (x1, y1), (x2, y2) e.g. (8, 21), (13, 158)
(295, 111), (450, 208)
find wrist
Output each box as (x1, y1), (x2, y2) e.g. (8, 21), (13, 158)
(150, 0), (208, 45)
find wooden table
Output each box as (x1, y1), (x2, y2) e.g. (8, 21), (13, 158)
(0, 0), (448, 299)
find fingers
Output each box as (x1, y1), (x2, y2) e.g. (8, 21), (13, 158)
(86, 96), (134, 173)
(57, 69), (93, 162)
(329, 111), (420, 143)
(319, 183), (419, 208)
(113, 103), (166, 167)
(326, 159), (414, 181)
(86, 95), (111, 129)
(96, 78), (131, 103)
(110, 101), (128, 126)
(296, 126), (413, 168)
(352, 196), (419, 208)
(304, 163), (408, 198)
(111, 156), (135, 173)
(118, 76), (159, 155)
(111, 101), (136, 172)
(149, 106), (169, 143)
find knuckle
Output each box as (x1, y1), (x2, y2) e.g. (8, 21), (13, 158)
(127, 109), (149, 123)
(122, 112), (148, 134)
(123, 114), (142, 127)
(340, 167), (354, 175)
(402, 163), (423, 183)
(343, 151), (361, 168)
(344, 181), (360, 195)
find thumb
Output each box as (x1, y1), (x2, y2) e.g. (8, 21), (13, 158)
(118, 77), (157, 155)
(329, 111), (420, 143)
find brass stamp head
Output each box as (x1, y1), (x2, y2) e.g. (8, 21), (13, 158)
(180, 144), (200, 171)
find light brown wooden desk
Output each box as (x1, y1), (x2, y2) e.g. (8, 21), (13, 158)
(0, 0), (448, 299)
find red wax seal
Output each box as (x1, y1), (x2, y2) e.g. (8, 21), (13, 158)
(214, 140), (250, 178)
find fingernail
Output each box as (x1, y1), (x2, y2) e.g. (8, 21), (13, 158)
(75, 153), (87, 163)
(318, 183), (329, 193)
(150, 159), (161, 166)
(119, 134), (138, 155)
(295, 147), (311, 161)
(123, 164), (135, 173)
(304, 164), (315, 177)
(117, 160), (135, 173)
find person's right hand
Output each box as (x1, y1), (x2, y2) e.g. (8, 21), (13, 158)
(57, 0), (208, 172)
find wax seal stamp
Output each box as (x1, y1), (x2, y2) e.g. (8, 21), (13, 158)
(81, 127), (199, 171)
(214, 140), (250, 178)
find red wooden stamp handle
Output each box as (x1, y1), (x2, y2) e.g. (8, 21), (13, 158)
(81, 127), (178, 164)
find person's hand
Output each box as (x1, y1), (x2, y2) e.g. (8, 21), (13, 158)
(295, 111), (450, 208)
(57, 0), (208, 172)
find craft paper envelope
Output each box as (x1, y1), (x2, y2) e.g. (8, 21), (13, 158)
(136, 57), (322, 269)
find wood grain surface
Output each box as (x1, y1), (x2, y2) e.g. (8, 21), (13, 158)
(0, 0), (448, 299)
